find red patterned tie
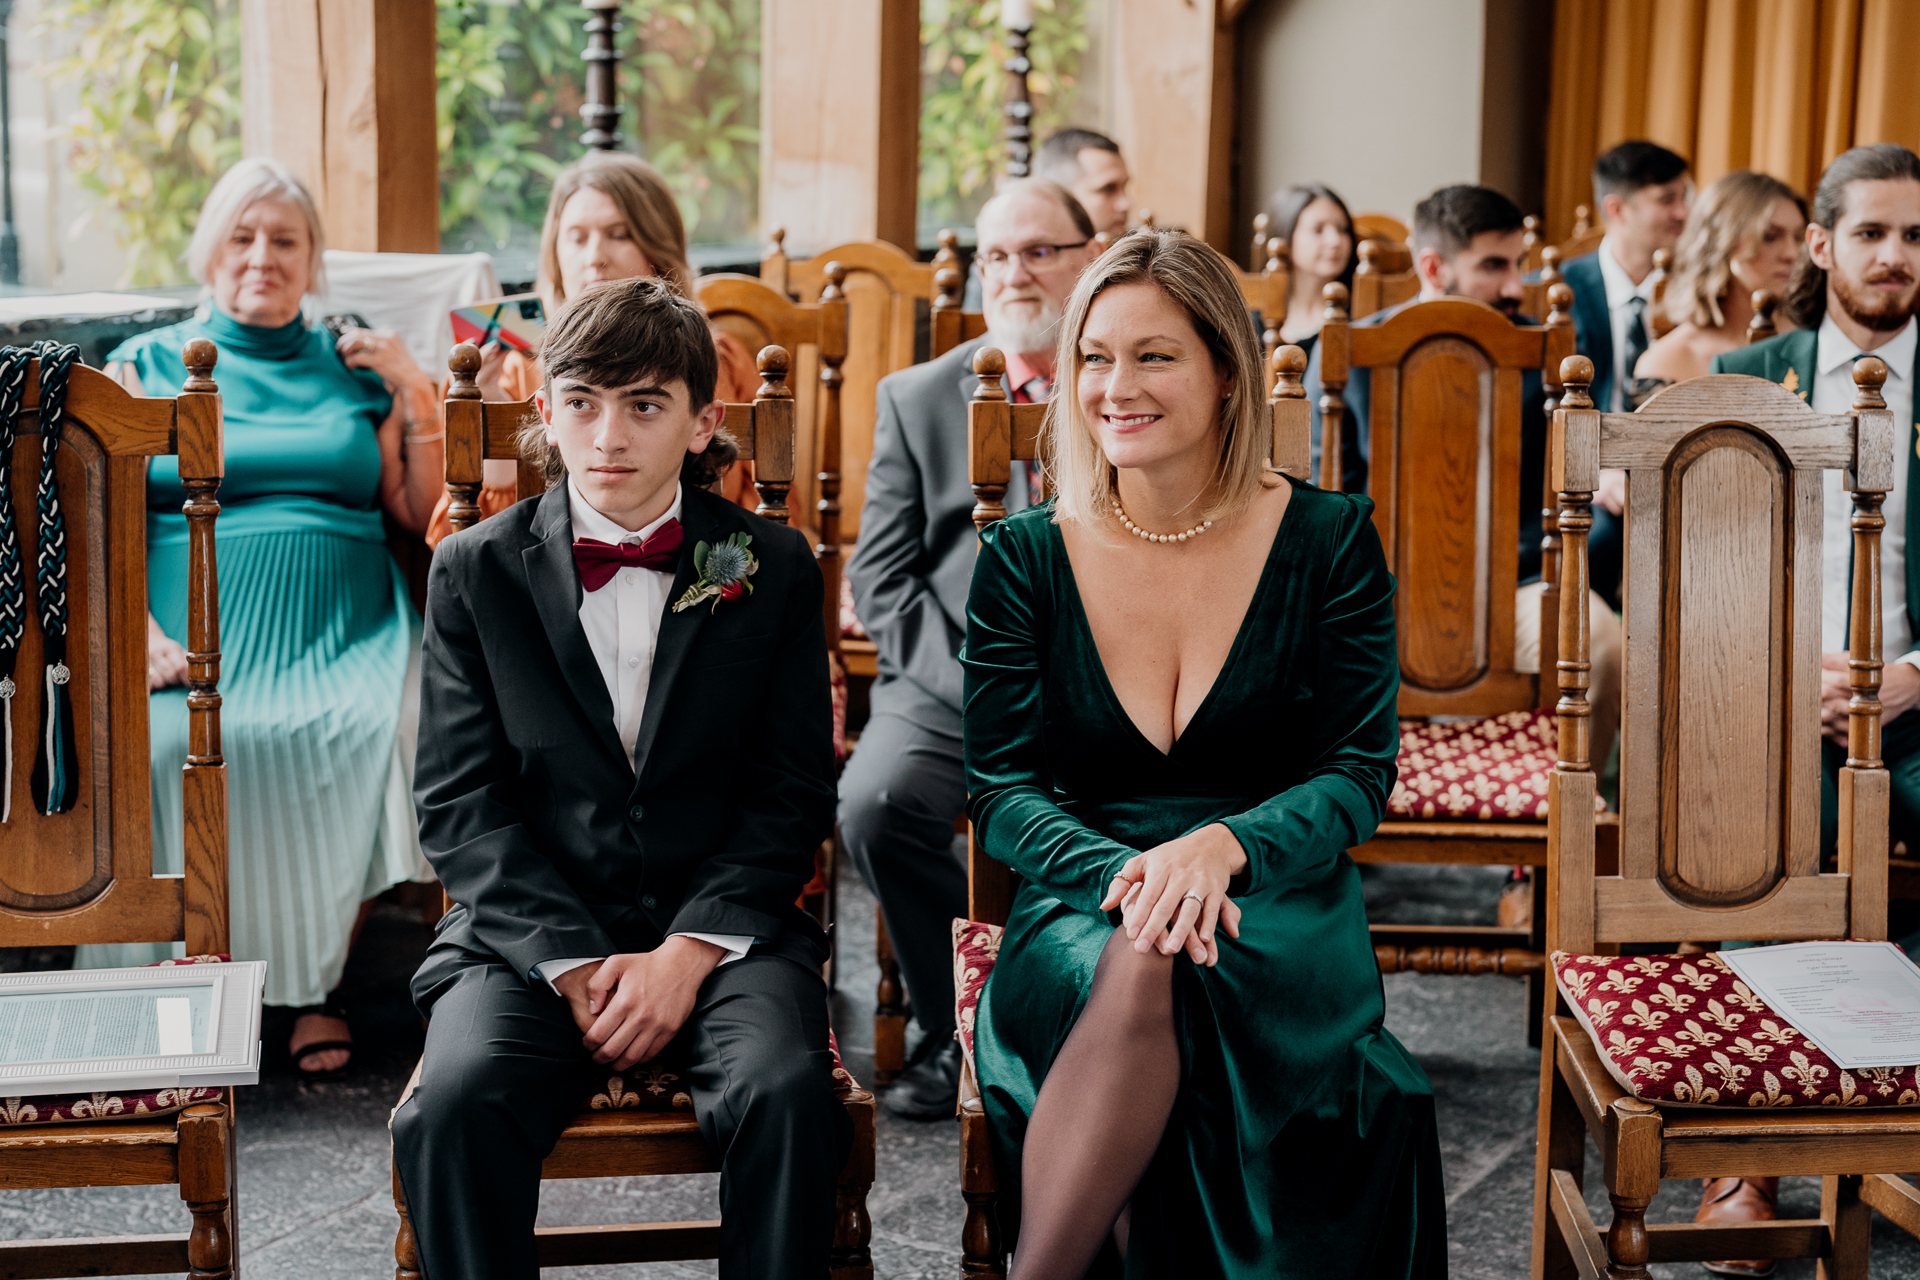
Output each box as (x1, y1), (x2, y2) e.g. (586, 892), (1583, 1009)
(572, 519), (684, 591)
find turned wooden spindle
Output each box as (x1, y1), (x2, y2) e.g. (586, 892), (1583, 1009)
(1850, 356), (1891, 770)
(178, 338), (228, 958)
(933, 227), (962, 276)
(1251, 211), (1270, 273)
(579, 0), (623, 150)
(761, 227), (790, 296)
(1522, 214), (1540, 271)
(935, 266), (964, 313)
(970, 347), (1010, 532)
(1748, 289), (1779, 345)
(1262, 237), (1289, 369)
(445, 342), (484, 535)
(751, 345), (793, 526)
(1572, 203), (1593, 238)
(1317, 282), (1350, 492)
(815, 264), (848, 641)
(961, 1188), (1004, 1278)
(1602, 1098), (1661, 1280)
(1540, 243), (1563, 291)
(1002, 22), (1032, 178)
(1269, 344), (1309, 479)
(393, 1162), (423, 1280)
(178, 1102), (234, 1279)
(1554, 354), (1597, 775)
(1539, 282), (1576, 677)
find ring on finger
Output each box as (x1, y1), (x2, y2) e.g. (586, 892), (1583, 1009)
(1181, 890), (1204, 906)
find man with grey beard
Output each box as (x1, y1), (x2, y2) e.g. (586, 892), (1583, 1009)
(840, 179), (1097, 1118)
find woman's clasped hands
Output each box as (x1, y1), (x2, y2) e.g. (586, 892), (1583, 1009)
(1099, 822), (1248, 967)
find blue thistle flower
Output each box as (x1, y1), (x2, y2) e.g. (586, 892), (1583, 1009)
(704, 541), (751, 585)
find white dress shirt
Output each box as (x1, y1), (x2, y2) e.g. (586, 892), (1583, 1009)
(1596, 235), (1661, 412)
(534, 481), (752, 992)
(1815, 314), (1918, 668)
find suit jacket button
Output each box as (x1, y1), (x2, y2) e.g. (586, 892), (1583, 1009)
(641, 894), (658, 909)
(628, 805), (645, 823)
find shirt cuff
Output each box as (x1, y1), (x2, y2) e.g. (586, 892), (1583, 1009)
(1897, 652), (1920, 671)
(533, 956), (603, 995)
(670, 932), (755, 966)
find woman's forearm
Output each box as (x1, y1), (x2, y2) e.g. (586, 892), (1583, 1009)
(380, 380), (446, 535)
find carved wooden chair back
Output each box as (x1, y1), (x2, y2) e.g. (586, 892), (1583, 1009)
(1325, 295), (1573, 717)
(1349, 239), (1420, 319)
(1520, 245), (1565, 321)
(0, 341), (239, 1280)
(1352, 212), (1412, 274)
(1559, 204), (1606, 263)
(931, 266), (988, 360)
(1748, 288), (1780, 344)
(1236, 238), (1292, 391)
(692, 275), (844, 644)
(1548, 356), (1894, 954)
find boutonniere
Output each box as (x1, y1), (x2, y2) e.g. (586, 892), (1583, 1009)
(672, 532), (759, 613)
(1781, 367), (1804, 399)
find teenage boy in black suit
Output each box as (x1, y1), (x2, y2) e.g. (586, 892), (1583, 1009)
(392, 276), (848, 1280)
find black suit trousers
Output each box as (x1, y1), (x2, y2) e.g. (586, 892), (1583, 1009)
(391, 951), (852, 1280)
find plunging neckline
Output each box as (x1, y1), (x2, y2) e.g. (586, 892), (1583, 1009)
(1051, 479), (1299, 759)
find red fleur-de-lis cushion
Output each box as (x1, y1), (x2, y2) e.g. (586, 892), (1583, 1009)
(582, 1028), (860, 1114)
(952, 919), (1004, 1073)
(1554, 950), (1920, 1108)
(1, 955), (231, 1128)
(1389, 708), (1562, 822)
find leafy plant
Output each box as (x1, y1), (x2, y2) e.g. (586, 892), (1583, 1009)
(918, 0), (1089, 236)
(41, 0), (243, 287)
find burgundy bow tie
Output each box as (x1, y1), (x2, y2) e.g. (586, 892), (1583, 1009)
(573, 520), (684, 591)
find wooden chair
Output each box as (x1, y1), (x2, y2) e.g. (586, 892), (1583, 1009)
(1561, 204), (1606, 262)
(1521, 245), (1567, 321)
(1238, 238), (1292, 388)
(1530, 354), (1920, 1280)
(1319, 289), (1603, 1042)
(952, 343), (1313, 1276)
(1748, 288), (1780, 345)
(401, 341), (875, 1279)
(1350, 238), (1420, 319)
(0, 341), (239, 1280)
(1353, 211), (1413, 274)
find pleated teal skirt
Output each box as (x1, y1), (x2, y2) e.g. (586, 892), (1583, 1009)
(79, 497), (423, 1006)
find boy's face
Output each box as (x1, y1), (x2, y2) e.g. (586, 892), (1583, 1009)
(539, 373), (722, 530)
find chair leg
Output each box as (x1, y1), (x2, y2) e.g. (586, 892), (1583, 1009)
(1526, 869), (1547, 1048)
(1602, 1193), (1652, 1280)
(1819, 1174), (1870, 1280)
(831, 1091), (876, 1279)
(1532, 1035), (1586, 1280)
(178, 1101), (235, 1280)
(961, 1190), (1005, 1279)
(874, 915), (909, 1085)
(1601, 1099), (1662, 1280)
(393, 1157), (424, 1280)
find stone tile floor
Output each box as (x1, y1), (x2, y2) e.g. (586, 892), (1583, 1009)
(8, 863), (1920, 1277)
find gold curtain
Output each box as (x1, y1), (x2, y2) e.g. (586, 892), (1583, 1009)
(1544, 0), (1920, 241)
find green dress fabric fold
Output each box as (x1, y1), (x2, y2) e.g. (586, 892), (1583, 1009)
(76, 307), (424, 1007)
(963, 485), (1447, 1277)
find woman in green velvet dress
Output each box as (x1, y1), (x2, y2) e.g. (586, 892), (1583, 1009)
(81, 159), (448, 1075)
(964, 229), (1447, 1278)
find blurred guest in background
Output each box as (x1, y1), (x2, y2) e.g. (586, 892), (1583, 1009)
(423, 151), (758, 547)
(1034, 128), (1132, 240)
(1631, 169), (1807, 399)
(1266, 182), (1357, 353)
(88, 158), (443, 1077)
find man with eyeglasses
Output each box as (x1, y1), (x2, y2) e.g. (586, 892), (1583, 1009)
(840, 178), (1097, 1119)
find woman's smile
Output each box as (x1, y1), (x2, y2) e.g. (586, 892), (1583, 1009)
(1103, 412), (1162, 432)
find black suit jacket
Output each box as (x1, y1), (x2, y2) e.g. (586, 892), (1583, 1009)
(1561, 252), (1615, 413)
(413, 482), (836, 986)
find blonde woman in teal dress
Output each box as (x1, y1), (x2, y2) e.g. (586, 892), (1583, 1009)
(83, 159), (448, 1075)
(963, 229), (1447, 1277)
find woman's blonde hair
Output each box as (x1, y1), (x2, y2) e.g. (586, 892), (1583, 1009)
(537, 153), (694, 307)
(187, 158), (328, 296)
(1045, 229), (1274, 527)
(1664, 169), (1807, 329)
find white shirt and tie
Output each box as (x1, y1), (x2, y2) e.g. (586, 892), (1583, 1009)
(1595, 235), (1661, 412)
(1814, 314), (1919, 670)
(532, 481), (753, 993)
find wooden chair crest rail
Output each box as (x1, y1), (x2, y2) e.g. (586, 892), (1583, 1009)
(1317, 289), (1602, 1042)
(0, 341), (240, 1280)
(1352, 212), (1413, 276)
(1530, 355), (1920, 1280)
(405, 340), (874, 1279)
(1350, 238), (1420, 320)
(951, 343), (1312, 1277)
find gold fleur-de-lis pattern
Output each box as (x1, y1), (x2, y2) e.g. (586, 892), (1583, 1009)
(1553, 950), (1920, 1110)
(583, 1029), (860, 1115)
(952, 918), (1006, 1071)
(0, 1085), (220, 1128)
(1388, 709), (1580, 822)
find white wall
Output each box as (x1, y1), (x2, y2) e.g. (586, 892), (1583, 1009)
(1238, 0), (1485, 229)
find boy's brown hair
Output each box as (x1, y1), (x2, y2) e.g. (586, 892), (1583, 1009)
(518, 276), (738, 489)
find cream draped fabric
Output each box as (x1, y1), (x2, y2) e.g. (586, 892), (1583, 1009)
(1546, 0), (1920, 240)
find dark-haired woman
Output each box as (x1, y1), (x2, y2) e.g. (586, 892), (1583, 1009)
(1266, 183), (1357, 358)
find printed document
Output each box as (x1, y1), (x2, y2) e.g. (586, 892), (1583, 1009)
(1719, 941), (1920, 1069)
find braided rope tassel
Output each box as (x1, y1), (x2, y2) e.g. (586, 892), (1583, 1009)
(0, 347), (32, 823)
(28, 341), (80, 815)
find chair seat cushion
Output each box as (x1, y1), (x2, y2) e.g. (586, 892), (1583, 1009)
(1389, 708), (1558, 822)
(582, 1029), (860, 1113)
(1553, 949), (1920, 1108)
(1, 955), (231, 1128)
(952, 919), (1004, 1074)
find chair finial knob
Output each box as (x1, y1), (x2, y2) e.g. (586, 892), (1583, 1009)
(183, 338), (218, 390)
(1273, 345), (1307, 397)
(973, 347), (1007, 401)
(1560, 355), (1595, 409)
(756, 345), (792, 399)
(1855, 355), (1890, 410)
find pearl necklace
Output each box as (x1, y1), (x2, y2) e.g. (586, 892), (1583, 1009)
(1112, 499), (1213, 544)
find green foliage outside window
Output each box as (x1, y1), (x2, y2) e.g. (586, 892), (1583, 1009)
(918, 0), (1089, 237)
(438, 0), (761, 253)
(41, 0), (242, 287)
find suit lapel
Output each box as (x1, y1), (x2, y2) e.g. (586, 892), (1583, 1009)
(1905, 337), (1920, 645)
(522, 485), (627, 764)
(631, 488), (722, 781)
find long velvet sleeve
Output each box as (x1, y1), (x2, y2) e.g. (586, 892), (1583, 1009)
(1218, 496), (1400, 894)
(963, 519), (1142, 915)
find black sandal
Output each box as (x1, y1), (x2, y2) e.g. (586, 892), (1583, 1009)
(289, 1001), (354, 1080)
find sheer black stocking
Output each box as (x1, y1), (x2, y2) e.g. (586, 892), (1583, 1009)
(1009, 927), (1179, 1280)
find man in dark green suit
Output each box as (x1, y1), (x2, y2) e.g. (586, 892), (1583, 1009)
(1701, 142), (1920, 1265)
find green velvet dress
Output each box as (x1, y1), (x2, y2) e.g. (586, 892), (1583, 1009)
(76, 307), (424, 1007)
(964, 483), (1448, 1278)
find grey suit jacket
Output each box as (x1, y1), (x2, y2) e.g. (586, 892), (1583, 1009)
(847, 335), (1030, 731)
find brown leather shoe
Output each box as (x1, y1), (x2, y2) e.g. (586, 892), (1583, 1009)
(1496, 875), (1532, 930)
(1695, 1176), (1779, 1277)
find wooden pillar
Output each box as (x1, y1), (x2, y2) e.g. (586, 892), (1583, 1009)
(760, 0), (919, 253)
(240, 0), (439, 253)
(1109, 0), (1238, 252)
